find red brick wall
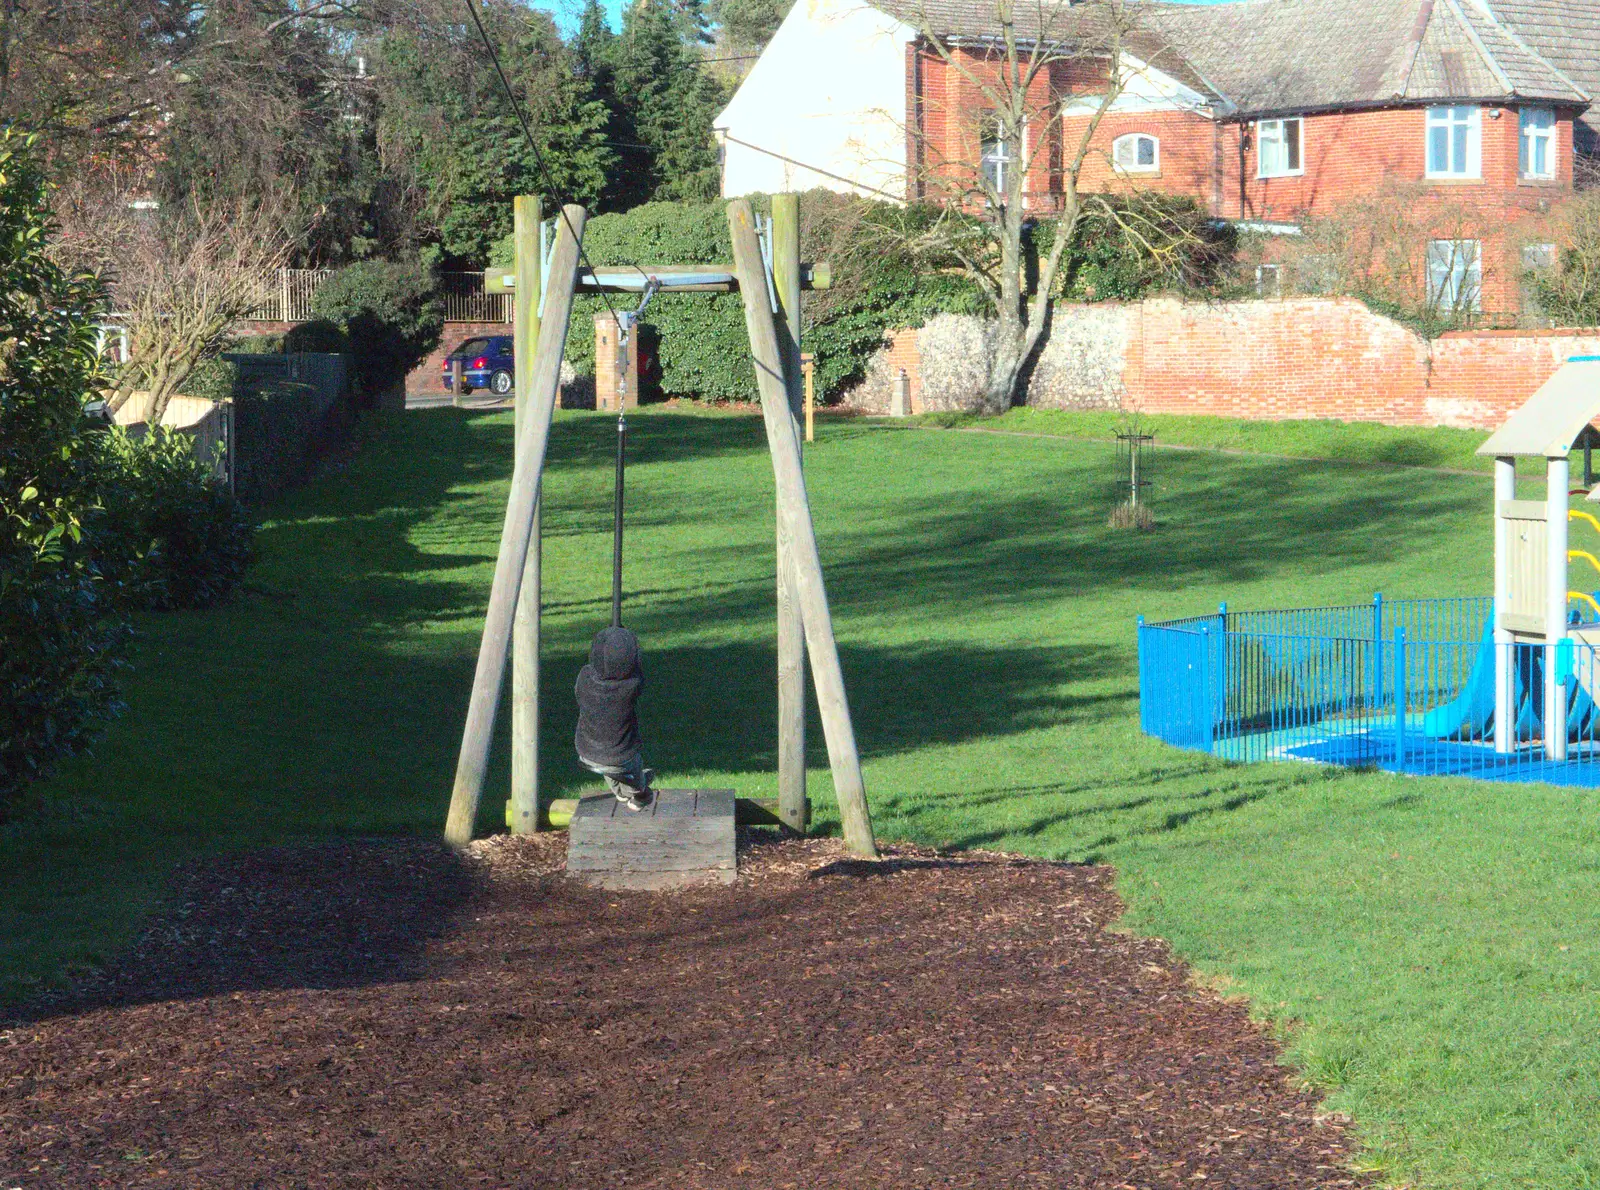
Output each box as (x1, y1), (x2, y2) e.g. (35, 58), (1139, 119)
(594, 313), (640, 411)
(910, 46), (1106, 210)
(879, 298), (1600, 430)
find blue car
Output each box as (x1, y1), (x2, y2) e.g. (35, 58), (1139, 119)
(442, 334), (514, 396)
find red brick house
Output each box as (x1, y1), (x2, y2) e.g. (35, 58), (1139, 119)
(718, 0), (1598, 315)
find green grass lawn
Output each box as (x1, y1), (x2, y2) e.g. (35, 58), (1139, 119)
(6, 406), (1600, 1188)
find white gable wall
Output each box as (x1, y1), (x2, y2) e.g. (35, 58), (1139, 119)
(715, 0), (915, 199)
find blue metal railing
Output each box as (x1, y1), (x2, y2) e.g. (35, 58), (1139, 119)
(1138, 595), (1600, 787)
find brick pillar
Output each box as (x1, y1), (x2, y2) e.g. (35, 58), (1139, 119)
(594, 312), (640, 412)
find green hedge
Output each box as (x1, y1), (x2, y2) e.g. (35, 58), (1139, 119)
(493, 194), (983, 402)
(494, 191), (1227, 403)
(310, 260), (442, 399)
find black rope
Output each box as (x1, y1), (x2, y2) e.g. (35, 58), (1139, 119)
(612, 411), (626, 628)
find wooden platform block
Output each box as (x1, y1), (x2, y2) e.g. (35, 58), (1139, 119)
(566, 789), (736, 891)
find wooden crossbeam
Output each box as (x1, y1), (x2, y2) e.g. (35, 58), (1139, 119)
(484, 263), (832, 295)
(444, 204), (588, 849)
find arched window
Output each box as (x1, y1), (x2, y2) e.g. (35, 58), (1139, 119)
(1112, 133), (1159, 173)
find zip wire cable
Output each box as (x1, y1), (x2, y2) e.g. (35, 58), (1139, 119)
(459, 0), (636, 326)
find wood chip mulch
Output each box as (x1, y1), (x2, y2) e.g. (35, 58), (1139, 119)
(0, 833), (1364, 1188)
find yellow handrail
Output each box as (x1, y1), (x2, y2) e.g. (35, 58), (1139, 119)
(1571, 551), (1600, 576)
(1571, 510), (1600, 536)
(1570, 591), (1600, 618)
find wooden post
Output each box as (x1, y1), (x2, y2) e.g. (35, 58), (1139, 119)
(771, 194), (808, 835)
(451, 356), (464, 398)
(728, 198), (877, 859)
(444, 204), (588, 848)
(802, 352), (815, 444)
(510, 195), (543, 835)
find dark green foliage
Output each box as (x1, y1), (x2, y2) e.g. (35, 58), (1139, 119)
(90, 428), (255, 611)
(494, 191), (1231, 403)
(154, 7), (386, 264)
(184, 357), (241, 405)
(1041, 197), (1236, 302)
(608, 0), (724, 206)
(497, 193), (981, 401)
(0, 131), (127, 814)
(229, 334), (285, 355)
(310, 260), (442, 397)
(710, 0), (789, 46)
(375, 3), (615, 263)
(284, 319), (350, 355)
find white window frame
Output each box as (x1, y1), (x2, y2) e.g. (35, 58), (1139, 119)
(1427, 238), (1482, 313)
(980, 117), (1026, 197)
(1425, 105), (1482, 179)
(1256, 117), (1303, 178)
(1520, 106), (1557, 180)
(1255, 263), (1282, 298)
(1111, 133), (1160, 173)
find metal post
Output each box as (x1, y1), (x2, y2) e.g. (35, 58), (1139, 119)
(510, 196), (543, 834)
(1394, 626), (1407, 770)
(1372, 592), (1384, 717)
(1547, 453), (1570, 762)
(1493, 458), (1515, 753)
(802, 352), (815, 443)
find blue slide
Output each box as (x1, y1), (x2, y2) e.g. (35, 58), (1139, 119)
(1422, 626), (1498, 740)
(1423, 628), (1600, 742)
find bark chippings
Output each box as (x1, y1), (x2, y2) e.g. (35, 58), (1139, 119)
(1, 835), (1364, 1188)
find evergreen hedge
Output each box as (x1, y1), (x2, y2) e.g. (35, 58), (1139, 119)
(493, 190), (1229, 403)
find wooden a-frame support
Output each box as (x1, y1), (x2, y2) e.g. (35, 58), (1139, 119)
(442, 197), (878, 859)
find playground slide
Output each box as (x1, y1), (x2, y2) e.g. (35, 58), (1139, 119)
(1421, 625), (1497, 740)
(1422, 627), (1600, 742)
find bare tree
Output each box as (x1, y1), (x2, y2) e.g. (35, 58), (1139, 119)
(52, 185), (298, 421)
(892, 0), (1199, 412)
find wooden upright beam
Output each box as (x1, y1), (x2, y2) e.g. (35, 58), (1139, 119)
(445, 204), (589, 849)
(771, 194), (807, 836)
(727, 199), (878, 860)
(510, 195), (543, 836)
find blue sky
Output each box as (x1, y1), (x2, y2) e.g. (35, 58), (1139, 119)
(528, 0), (1233, 36)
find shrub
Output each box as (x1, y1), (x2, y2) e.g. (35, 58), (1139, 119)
(230, 333), (285, 354)
(310, 260), (442, 399)
(493, 191), (1231, 403)
(284, 318), (350, 355)
(1530, 191), (1600, 326)
(90, 427), (255, 611)
(184, 356), (240, 405)
(494, 194), (982, 402)
(0, 129), (128, 815)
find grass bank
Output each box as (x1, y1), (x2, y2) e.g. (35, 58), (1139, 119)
(5, 407), (1598, 1188)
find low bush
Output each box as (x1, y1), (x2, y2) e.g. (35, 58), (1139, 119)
(494, 191), (1232, 403)
(0, 129), (127, 815)
(183, 356), (240, 405)
(229, 333), (285, 354)
(311, 260), (442, 400)
(284, 318), (351, 355)
(90, 427), (255, 611)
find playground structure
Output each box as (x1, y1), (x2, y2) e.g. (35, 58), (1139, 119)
(441, 195), (879, 874)
(1140, 357), (1600, 786)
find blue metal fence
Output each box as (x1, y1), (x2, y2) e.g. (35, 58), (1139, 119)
(1139, 595), (1600, 787)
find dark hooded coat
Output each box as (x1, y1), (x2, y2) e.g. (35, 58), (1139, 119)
(574, 626), (644, 766)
